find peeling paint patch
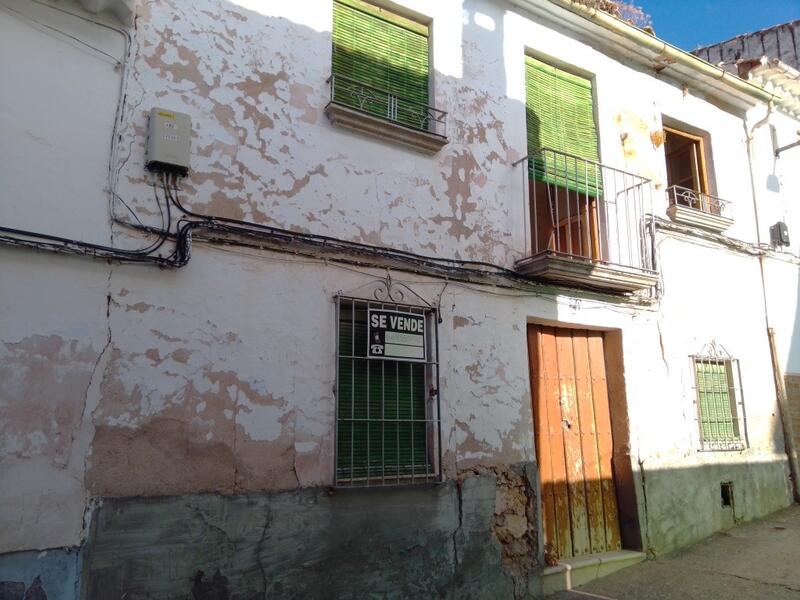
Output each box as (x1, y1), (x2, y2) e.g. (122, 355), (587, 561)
(0, 335), (98, 466)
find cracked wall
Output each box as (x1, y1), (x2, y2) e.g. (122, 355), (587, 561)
(81, 467), (536, 599)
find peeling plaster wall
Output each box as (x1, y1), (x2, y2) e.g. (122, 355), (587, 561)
(0, 252), (111, 554)
(1, 0), (800, 594)
(111, 0), (767, 263)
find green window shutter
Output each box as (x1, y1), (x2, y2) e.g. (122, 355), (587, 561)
(525, 56), (601, 195)
(695, 361), (736, 442)
(332, 0), (429, 129)
(337, 301), (430, 483)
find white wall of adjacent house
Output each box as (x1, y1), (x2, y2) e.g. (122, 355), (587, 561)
(751, 107), (800, 376)
(0, 0), (796, 556)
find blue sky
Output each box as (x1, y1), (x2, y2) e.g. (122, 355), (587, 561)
(638, 0), (800, 51)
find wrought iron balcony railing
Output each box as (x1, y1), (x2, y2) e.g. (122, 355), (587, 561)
(666, 185), (731, 219)
(328, 74), (447, 138)
(522, 148), (656, 275)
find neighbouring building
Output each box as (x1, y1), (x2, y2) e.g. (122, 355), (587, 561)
(1, 0), (800, 598)
(694, 19), (800, 72)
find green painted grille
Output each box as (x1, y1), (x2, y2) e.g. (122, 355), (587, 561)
(337, 300), (431, 483)
(525, 56), (601, 195)
(332, 0), (429, 129)
(695, 360), (738, 443)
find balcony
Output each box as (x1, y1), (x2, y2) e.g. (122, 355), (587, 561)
(515, 148), (659, 293)
(665, 185), (733, 232)
(324, 75), (448, 154)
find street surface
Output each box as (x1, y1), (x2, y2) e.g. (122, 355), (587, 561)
(551, 505), (800, 600)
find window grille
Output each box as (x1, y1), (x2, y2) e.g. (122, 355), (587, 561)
(691, 355), (747, 451)
(335, 296), (441, 486)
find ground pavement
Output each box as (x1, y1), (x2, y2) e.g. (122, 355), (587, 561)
(550, 504), (800, 600)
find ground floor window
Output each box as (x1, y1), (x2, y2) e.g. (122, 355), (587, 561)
(693, 356), (747, 451)
(335, 296), (441, 486)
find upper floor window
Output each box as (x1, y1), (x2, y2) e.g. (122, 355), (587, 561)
(664, 127), (709, 196)
(331, 0), (434, 132)
(525, 56), (603, 261)
(525, 56), (600, 172)
(663, 124), (732, 229)
(518, 56), (658, 291)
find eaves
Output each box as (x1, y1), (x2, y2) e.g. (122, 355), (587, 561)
(508, 0), (777, 113)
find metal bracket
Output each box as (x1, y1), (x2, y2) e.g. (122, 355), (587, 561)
(773, 128), (800, 157)
(775, 140), (800, 158)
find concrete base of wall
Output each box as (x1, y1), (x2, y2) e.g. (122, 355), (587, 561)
(0, 458), (792, 598)
(0, 548), (81, 600)
(1, 464), (541, 599)
(637, 458), (793, 555)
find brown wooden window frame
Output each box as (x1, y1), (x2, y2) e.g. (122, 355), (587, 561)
(664, 125), (710, 196)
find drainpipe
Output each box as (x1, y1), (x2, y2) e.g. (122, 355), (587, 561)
(745, 104), (800, 503)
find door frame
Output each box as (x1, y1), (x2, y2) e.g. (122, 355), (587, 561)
(526, 322), (643, 563)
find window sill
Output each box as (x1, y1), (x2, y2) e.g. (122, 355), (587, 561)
(333, 479), (444, 492)
(324, 102), (448, 155)
(667, 204), (734, 233)
(515, 252), (659, 293)
(698, 443), (747, 452)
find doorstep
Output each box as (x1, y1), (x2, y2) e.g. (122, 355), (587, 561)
(541, 550), (647, 596)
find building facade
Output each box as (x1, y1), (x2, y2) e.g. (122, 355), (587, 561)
(1, 0), (799, 597)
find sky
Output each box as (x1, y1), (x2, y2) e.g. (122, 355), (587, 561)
(638, 0), (800, 51)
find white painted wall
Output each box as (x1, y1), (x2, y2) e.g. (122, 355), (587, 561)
(0, 0), (798, 556)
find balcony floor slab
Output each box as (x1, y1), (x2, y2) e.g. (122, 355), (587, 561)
(666, 204), (734, 232)
(515, 252), (659, 293)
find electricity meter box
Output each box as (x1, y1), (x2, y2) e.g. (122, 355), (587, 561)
(146, 108), (191, 176)
(770, 221), (790, 247)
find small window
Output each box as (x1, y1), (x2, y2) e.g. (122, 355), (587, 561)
(692, 356), (746, 451)
(335, 296), (441, 486)
(331, 0), (432, 131)
(664, 127), (724, 216)
(664, 127), (709, 194)
(720, 481), (734, 508)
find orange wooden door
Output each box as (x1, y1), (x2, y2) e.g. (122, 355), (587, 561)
(527, 325), (622, 560)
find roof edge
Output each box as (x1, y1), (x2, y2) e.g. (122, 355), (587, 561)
(512, 0), (777, 106)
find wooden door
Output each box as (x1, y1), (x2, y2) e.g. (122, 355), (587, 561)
(527, 325), (622, 560)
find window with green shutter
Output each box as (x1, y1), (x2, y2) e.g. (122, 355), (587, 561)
(336, 297), (440, 485)
(693, 357), (746, 451)
(331, 0), (430, 130)
(525, 56), (601, 195)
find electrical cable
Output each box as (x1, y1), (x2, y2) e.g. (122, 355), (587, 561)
(0, 6), (651, 294)
(165, 174), (535, 283)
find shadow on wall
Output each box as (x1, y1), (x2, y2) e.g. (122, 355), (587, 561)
(81, 469), (533, 600)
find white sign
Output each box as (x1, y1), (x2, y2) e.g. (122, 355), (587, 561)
(367, 309), (426, 362)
